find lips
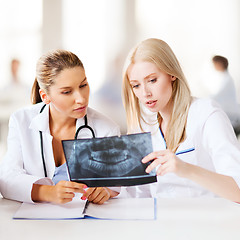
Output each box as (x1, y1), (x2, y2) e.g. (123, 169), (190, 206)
(73, 106), (86, 111)
(146, 100), (157, 108)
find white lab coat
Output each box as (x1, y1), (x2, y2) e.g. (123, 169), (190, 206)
(0, 103), (120, 203)
(120, 98), (240, 198)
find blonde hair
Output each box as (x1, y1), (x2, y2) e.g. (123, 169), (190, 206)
(31, 49), (84, 104)
(122, 38), (192, 152)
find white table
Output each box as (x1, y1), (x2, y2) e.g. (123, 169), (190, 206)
(0, 196), (240, 240)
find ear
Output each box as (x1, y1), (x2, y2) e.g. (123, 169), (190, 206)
(39, 89), (51, 104)
(171, 76), (176, 81)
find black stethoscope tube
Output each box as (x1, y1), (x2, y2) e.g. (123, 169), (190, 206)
(39, 104), (95, 177)
(74, 114), (95, 139)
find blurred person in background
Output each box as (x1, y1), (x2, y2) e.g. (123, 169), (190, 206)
(0, 58), (30, 106)
(11, 59), (20, 82)
(0, 59), (31, 158)
(211, 55), (240, 136)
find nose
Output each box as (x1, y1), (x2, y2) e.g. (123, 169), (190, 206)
(74, 90), (86, 104)
(142, 84), (152, 98)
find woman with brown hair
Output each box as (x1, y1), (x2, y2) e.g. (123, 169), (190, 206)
(0, 50), (120, 204)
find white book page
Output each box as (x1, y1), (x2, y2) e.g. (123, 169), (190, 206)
(86, 198), (156, 220)
(13, 197), (86, 219)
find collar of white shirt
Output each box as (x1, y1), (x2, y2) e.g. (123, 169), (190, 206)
(29, 103), (91, 137)
(29, 103), (50, 133)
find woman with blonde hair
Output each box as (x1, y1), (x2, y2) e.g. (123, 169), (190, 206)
(0, 49), (120, 204)
(122, 38), (240, 201)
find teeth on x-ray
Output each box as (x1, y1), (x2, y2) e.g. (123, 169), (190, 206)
(62, 132), (157, 187)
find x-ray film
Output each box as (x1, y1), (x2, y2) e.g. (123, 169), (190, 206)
(62, 132), (157, 187)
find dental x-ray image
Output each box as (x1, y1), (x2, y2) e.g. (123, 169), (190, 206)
(62, 132), (157, 187)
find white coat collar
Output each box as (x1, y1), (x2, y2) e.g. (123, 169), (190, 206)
(29, 104), (93, 136)
(29, 103), (51, 133)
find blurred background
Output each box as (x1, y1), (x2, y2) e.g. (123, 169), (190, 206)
(0, 0), (240, 160)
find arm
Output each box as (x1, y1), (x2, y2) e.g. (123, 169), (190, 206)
(142, 109), (240, 202)
(183, 163), (240, 202)
(0, 114), (45, 203)
(143, 150), (240, 202)
(0, 113), (87, 204)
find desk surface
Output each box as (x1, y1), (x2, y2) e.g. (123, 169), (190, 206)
(0, 196), (240, 240)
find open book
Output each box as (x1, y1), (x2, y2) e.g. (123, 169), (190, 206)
(13, 197), (156, 220)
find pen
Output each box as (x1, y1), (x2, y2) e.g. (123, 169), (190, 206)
(82, 200), (90, 214)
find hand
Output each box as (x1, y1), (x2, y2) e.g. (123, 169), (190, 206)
(81, 187), (112, 205)
(142, 149), (188, 177)
(48, 180), (87, 204)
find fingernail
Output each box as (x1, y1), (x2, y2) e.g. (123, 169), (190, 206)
(81, 196), (87, 200)
(83, 185), (88, 189)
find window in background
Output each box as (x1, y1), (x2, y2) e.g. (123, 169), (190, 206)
(135, 0), (240, 98)
(0, 0), (42, 159)
(62, 0), (108, 94)
(62, 0), (128, 133)
(0, 0), (42, 89)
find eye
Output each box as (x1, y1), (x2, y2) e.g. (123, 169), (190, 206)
(61, 90), (71, 95)
(132, 84), (140, 89)
(80, 83), (88, 88)
(149, 78), (157, 83)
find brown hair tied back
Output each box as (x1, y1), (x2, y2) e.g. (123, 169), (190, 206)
(31, 50), (84, 104)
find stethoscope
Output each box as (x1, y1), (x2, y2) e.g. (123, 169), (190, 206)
(39, 104), (95, 177)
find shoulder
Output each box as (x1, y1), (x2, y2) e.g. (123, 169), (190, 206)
(10, 102), (45, 123)
(186, 97), (230, 134)
(87, 107), (120, 132)
(188, 97), (223, 121)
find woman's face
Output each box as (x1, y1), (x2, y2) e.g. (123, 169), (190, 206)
(127, 61), (175, 113)
(45, 66), (90, 119)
